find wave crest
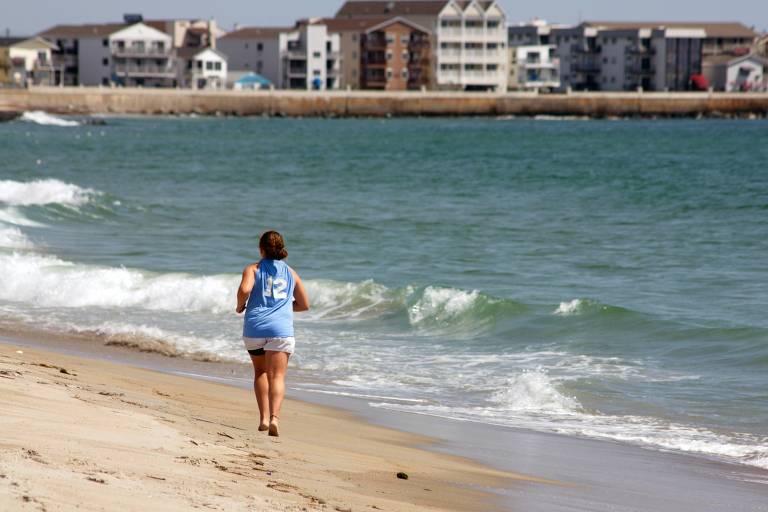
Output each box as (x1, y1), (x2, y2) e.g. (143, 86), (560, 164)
(21, 111), (80, 127)
(0, 179), (97, 206)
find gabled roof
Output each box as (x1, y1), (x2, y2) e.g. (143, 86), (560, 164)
(219, 27), (292, 40)
(335, 1), (448, 18)
(583, 21), (758, 39)
(365, 16), (432, 34)
(177, 46), (227, 60)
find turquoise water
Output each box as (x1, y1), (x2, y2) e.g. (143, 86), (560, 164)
(1, 112), (767, 470)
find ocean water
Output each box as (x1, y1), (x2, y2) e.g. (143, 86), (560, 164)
(1, 112), (767, 471)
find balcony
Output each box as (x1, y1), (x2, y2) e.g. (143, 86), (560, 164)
(284, 50), (306, 61)
(625, 45), (656, 56)
(111, 46), (170, 58)
(572, 61), (601, 73)
(572, 44), (601, 55)
(113, 64), (175, 77)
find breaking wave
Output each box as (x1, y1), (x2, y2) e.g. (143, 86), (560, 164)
(20, 111), (80, 127)
(0, 178), (97, 207)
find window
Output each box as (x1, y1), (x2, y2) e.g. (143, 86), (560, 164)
(401, 35), (409, 44)
(197, 61), (203, 69)
(352, 51), (357, 59)
(386, 68), (392, 78)
(386, 33), (394, 44)
(313, 51), (321, 58)
(102, 57), (109, 66)
(386, 51), (392, 60)
(102, 38), (108, 47)
(256, 61), (263, 72)
(402, 50), (408, 61)
(206, 61), (213, 70)
(187, 60), (192, 69)
(257, 42), (263, 51)
(214, 62), (222, 70)
(401, 69), (408, 79)
(102, 77), (109, 85)
(313, 69), (321, 76)
(352, 34), (357, 42)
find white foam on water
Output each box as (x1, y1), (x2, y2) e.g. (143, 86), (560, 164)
(20, 111), (80, 127)
(489, 371), (581, 415)
(0, 179), (97, 206)
(408, 286), (480, 326)
(302, 278), (400, 320)
(0, 252), (236, 313)
(553, 298), (587, 316)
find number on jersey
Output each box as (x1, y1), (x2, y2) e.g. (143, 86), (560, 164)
(264, 277), (288, 299)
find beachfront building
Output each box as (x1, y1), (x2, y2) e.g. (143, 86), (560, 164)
(703, 53), (767, 91)
(177, 47), (228, 89)
(219, 21), (341, 90)
(322, 18), (382, 89)
(335, 1), (508, 91)
(359, 17), (432, 90)
(508, 45), (559, 91)
(39, 14), (225, 87)
(511, 20), (758, 92)
(39, 21), (174, 87)
(0, 36), (58, 87)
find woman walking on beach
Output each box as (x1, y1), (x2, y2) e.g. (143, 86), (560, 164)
(236, 231), (309, 437)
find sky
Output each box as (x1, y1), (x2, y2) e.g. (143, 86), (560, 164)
(3, 0), (766, 36)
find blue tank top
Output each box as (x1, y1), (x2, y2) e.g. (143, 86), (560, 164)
(243, 259), (295, 338)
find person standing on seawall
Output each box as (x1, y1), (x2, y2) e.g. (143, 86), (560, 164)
(236, 231), (310, 437)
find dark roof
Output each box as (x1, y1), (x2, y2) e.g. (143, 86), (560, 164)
(335, 1), (447, 18)
(583, 21), (758, 39)
(219, 27), (292, 39)
(39, 23), (128, 38)
(321, 17), (389, 32)
(0, 37), (28, 47)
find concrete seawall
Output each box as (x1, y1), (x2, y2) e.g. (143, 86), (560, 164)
(1, 87), (768, 118)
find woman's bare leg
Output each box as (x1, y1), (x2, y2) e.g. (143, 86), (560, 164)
(265, 350), (289, 437)
(249, 354), (269, 431)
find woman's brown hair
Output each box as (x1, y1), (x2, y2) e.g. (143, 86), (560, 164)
(259, 231), (288, 260)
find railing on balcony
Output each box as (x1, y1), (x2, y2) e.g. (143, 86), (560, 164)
(284, 51), (306, 61)
(572, 60), (601, 73)
(112, 46), (170, 57)
(627, 65), (655, 75)
(572, 44), (601, 54)
(113, 64), (175, 76)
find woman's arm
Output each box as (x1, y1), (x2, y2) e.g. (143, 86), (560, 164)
(235, 264), (257, 314)
(290, 268), (310, 312)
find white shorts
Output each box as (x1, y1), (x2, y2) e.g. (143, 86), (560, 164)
(243, 336), (295, 355)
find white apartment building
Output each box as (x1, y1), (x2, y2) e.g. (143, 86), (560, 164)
(40, 22), (175, 87)
(335, 1), (507, 91)
(508, 45), (559, 90)
(219, 21), (341, 90)
(177, 47), (227, 89)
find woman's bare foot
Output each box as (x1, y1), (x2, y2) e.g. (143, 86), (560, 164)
(268, 415), (279, 437)
(258, 423), (269, 432)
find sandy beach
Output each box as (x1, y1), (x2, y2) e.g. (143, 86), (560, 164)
(0, 340), (547, 512)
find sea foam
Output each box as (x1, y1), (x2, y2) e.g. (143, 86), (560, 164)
(20, 111), (80, 127)
(0, 179), (97, 206)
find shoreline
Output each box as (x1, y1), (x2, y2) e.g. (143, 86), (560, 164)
(2, 327), (768, 511)
(1, 87), (768, 118)
(0, 337), (545, 511)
